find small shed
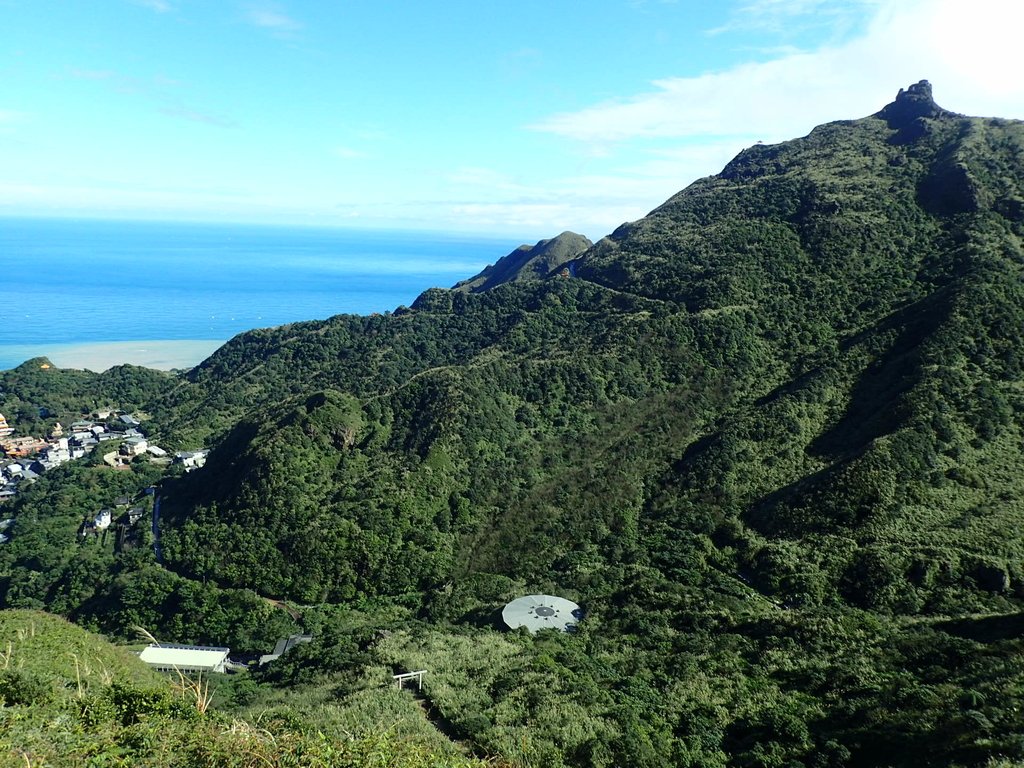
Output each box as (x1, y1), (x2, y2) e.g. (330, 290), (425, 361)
(138, 643), (230, 674)
(258, 633), (314, 665)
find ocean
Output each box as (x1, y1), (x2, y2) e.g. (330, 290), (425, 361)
(0, 218), (518, 371)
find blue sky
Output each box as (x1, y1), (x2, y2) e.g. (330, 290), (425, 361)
(1, 0), (1022, 241)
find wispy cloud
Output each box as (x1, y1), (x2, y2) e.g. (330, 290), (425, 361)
(707, 0), (879, 35)
(130, 0), (174, 12)
(242, 2), (302, 35)
(65, 67), (236, 128)
(434, 160), (725, 239)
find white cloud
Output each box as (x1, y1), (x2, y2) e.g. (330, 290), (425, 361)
(708, 0), (879, 35)
(518, 0), (1024, 238)
(533, 0), (1024, 147)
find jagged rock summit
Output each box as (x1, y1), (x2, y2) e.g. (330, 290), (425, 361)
(452, 231), (593, 293)
(875, 79), (955, 127)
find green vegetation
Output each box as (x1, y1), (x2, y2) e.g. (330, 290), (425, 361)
(451, 231), (593, 293)
(0, 610), (502, 767)
(3, 82), (1024, 766)
(0, 359), (177, 434)
(0, 460), (301, 655)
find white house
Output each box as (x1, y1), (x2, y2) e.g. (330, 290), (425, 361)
(93, 509), (112, 530)
(120, 437), (149, 457)
(175, 450), (209, 470)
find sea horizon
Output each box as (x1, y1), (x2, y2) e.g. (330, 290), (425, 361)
(0, 217), (521, 372)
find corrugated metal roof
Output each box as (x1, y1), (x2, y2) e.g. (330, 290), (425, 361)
(139, 644), (229, 671)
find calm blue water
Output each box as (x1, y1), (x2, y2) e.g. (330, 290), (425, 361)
(0, 218), (518, 370)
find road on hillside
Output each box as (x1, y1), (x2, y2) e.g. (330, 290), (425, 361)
(152, 494), (163, 564)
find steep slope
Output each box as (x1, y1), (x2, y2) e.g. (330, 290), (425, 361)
(9, 82), (1024, 767)
(156, 81), (1024, 613)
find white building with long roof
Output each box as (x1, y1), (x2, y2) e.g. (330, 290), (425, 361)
(138, 643), (230, 674)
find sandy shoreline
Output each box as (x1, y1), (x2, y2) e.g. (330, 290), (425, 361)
(0, 340), (226, 372)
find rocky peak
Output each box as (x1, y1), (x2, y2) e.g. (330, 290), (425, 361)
(876, 80), (952, 128)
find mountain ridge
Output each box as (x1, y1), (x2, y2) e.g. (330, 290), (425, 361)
(3, 81), (1024, 767)
(150, 80), (1024, 608)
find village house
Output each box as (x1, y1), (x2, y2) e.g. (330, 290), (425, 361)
(38, 439), (72, 470)
(120, 437), (149, 457)
(175, 450), (209, 470)
(69, 430), (95, 446)
(93, 509), (112, 531)
(1, 436), (48, 458)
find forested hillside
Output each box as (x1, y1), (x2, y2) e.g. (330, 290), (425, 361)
(4, 81), (1024, 767)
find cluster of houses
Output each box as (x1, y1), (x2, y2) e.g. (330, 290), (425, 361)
(0, 410), (165, 498)
(0, 409), (209, 544)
